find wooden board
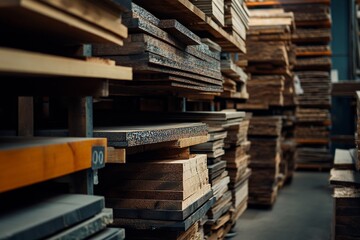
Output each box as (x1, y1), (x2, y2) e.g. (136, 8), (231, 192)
(333, 149), (355, 170)
(89, 228), (126, 240)
(0, 0), (127, 45)
(0, 137), (107, 193)
(158, 19), (202, 45)
(0, 47), (132, 80)
(112, 191), (213, 221)
(132, 0), (246, 52)
(107, 147), (126, 164)
(47, 208), (113, 240)
(112, 197), (216, 231)
(0, 194), (104, 240)
(93, 123), (207, 147)
(330, 169), (360, 187)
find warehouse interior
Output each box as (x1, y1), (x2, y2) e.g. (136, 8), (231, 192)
(0, 0), (358, 239)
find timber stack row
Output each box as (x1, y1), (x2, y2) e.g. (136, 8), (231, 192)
(280, 0), (333, 170)
(0, 0), (132, 239)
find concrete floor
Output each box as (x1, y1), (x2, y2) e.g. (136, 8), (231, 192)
(233, 172), (333, 240)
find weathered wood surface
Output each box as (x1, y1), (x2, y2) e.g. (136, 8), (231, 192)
(0, 137), (107, 193)
(0, 0), (127, 45)
(0, 47), (132, 81)
(0, 194), (105, 240)
(248, 116), (282, 137)
(93, 123), (207, 147)
(112, 197), (216, 231)
(89, 228), (125, 240)
(132, 0), (246, 52)
(112, 191), (213, 221)
(47, 208), (113, 240)
(330, 169), (360, 188)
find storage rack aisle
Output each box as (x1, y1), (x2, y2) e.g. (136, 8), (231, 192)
(0, 0), (132, 239)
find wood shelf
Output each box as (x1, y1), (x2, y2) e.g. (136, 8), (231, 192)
(132, 0), (246, 53)
(0, 137), (107, 193)
(0, 0), (127, 45)
(0, 47), (132, 96)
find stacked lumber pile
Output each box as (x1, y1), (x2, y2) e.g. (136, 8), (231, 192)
(93, 3), (224, 94)
(0, 0), (132, 96)
(191, 0), (226, 26)
(248, 116), (283, 206)
(220, 55), (249, 99)
(279, 0), (332, 170)
(223, 115), (252, 224)
(224, 0), (250, 44)
(0, 194), (124, 240)
(0, 137), (125, 239)
(330, 148), (360, 240)
(237, 8), (296, 109)
(95, 122), (215, 239)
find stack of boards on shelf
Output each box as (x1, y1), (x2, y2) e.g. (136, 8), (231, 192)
(0, 137), (126, 239)
(94, 122), (216, 239)
(237, 7), (296, 110)
(0, 0), (132, 96)
(0, 194), (123, 240)
(93, 3), (224, 94)
(282, 0), (332, 170)
(191, 0), (226, 27)
(155, 111), (249, 239)
(248, 116), (282, 206)
(220, 54), (249, 99)
(330, 148), (360, 240)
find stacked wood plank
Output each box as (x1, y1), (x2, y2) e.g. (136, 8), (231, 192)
(279, 0), (332, 170)
(220, 55), (249, 99)
(0, 137), (125, 239)
(248, 116), (283, 206)
(191, 0), (226, 26)
(0, 194), (124, 240)
(93, 3), (224, 94)
(330, 148), (360, 240)
(224, 0), (250, 43)
(0, 0), (132, 96)
(237, 8), (296, 109)
(157, 111), (248, 239)
(223, 116), (252, 224)
(93, 122), (215, 239)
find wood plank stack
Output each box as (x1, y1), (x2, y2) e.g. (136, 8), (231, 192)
(237, 8), (297, 109)
(0, 137), (125, 239)
(191, 0), (226, 26)
(223, 116), (252, 224)
(93, 3), (224, 94)
(279, 0), (332, 170)
(0, 194), (123, 240)
(93, 122), (215, 239)
(224, 0), (250, 44)
(248, 116), (283, 206)
(157, 111), (248, 238)
(220, 54), (249, 99)
(330, 148), (360, 240)
(0, 0), (132, 96)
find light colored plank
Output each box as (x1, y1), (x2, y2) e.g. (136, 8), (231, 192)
(0, 47), (132, 80)
(0, 137), (107, 193)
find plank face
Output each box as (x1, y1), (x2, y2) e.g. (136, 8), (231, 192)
(0, 47), (132, 81)
(94, 123), (207, 147)
(0, 0), (127, 45)
(0, 194), (104, 240)
(334, 149), (355, 170)
(0, 137), (107, 193)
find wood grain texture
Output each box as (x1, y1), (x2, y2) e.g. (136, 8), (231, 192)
(0, 0), (127, 45)
(0, 47), (132, 81)
(0, 137), (107, 193)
